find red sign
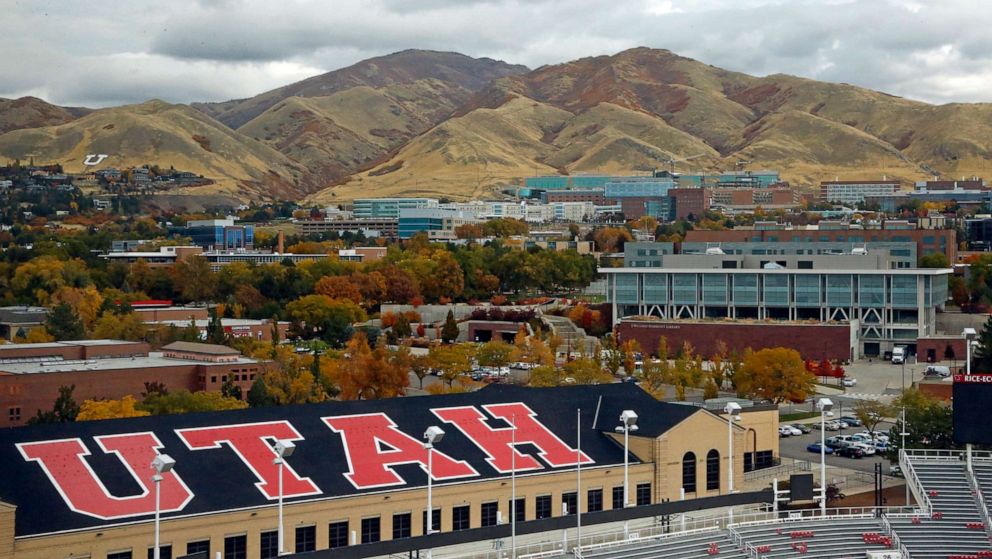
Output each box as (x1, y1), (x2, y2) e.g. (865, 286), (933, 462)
(953, 374), (992, 383)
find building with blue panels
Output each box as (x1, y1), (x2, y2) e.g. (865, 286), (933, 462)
(181, 218), (254, 250)
(397, 208), (480, 239)
(523, 176), (570, 190)
(604, 177), (676, 198)
(602, 250), (951, 356)
(354, 198), (438, 219)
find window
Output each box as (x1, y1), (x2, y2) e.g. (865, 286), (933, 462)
(108, 551), (132, 559)
(295, 525), (316, 553)
(481, 502), (499, 527)
(8, 407), (20, 422)
(682, 452), (697, 493)
(147, 546), (172, 559)
(509, 498), (526, 523)
(706, 449), (720, 491)
(422, 509), (441, 535)
(535, 495), (552, 519)
(259, 531), (278, 559)
(587, 489), (604, 512)
(393, 512), (412, 539)
(562, 492), (577, 515)
(224, 534), (246, 559)
(798, 260), (813, 269)
(636, 483), (651, 506)
(612, 485), (624, 509)
(328, 521), (349, 548)
(361, 517), (381, 544)
(210, 376), (217, 383)
(452, 505), (470, 531)
(187, 540), (210, 555)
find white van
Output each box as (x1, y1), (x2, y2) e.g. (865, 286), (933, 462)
(923, 365), (951, 378)
(891, 346), (906, 364)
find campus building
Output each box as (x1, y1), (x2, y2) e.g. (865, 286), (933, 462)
(0, 384), (778, 559)
(0, 340), (261, 427)
(354, 198), (438, 219)
(602, 250), (951, 357)
(294, 218), (399, 239)
(397, 208), (481, 240)
(819, 180), (900, 206)
(181, 218), (254, 250)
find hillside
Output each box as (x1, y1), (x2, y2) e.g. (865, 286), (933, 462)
(310, 47), (992, 201)
(0, 97), (89, 135)
(0, 100), (307, 198)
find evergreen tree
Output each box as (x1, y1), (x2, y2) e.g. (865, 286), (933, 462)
(220, 373), (243, 400)
(973, 315), (992, 373)
(441, 310), (459, 343)
(271, 315), (280, 346)
(29, 384), (80, 424)
(247, 377), (275, 407)
(393, 314), (412, 339)
(46, 303), (84, 341)
(206, 308), (226, 345)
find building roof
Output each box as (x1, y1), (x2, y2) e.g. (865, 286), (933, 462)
(0, 351), (257, 375)
(0, 383), (702, 537)
(161, 341), (241, 355)
(600, 266), (952, 276)
(0, 306), (47, 324)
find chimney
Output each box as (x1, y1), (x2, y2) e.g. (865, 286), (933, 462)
(277, 230), (285, 254)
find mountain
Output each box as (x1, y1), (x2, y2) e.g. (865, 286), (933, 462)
(0, 97), (89, 135)
(0, 100), (307, 198)
(308, 47), (992, 202)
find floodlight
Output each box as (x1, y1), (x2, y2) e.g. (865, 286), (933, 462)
(274, 439), (296, 458)
(424, 426), (445, 445)
(151, 454), (175, 475)
(816, 398), (834, 413)
(619, 410), (638, 427)
(964, 327), (978, 340)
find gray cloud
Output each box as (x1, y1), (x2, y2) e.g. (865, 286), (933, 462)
(0, 0), (990, 107)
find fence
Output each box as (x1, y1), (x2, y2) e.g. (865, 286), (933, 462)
(743, 459), (810, 482)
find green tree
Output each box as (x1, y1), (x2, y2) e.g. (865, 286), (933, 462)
(476, 340), (513, 369)
(441, 310), (459, 343)
(221, 372), (243, 400)
(919, 252), (949, 268)
(600, 335), (625, 377)
(139, 390), (248, 415)
(206, 308), (226, 345)
(29, 384), (80, 424)
(852, 399), (892, 442)
(247, 377), (276, 407)
(430, 344), (474, 387)
(45, 303), (84, 340)
(393, 313), (412, 339)
(972, 315), (992, 373)
(887, 388), (954, 458)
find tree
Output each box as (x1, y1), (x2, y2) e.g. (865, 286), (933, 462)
(621, 339), (641, 376)
(286, 294), (366, 347)
(736, 348), (815, 404)
(476, 340), (513, 369)
(206, 308), (227, 345)
(140, 390), (248, 415)
(173, 256), (216, 302)
(430, 344), (474, 387)
(77, 395), (151, 421)
(221, 372), (243, 400)
(528, 365), (562, 387)
(45, 303), (84, 340)
(411, 354), (433, 389)
(29, 384), (80, 424)
(601, 335), (625, 377)
(51, 285), (104, 331)
(562, 357), (612, 384)
(324, 333), (410, 400)
(92, 311), (147, 341)
(971, 315), (992, 373)
(247, 377), (276, 407)
(852, 399), (892, 441)
(888, 388), (954, 456)
(441, 310), (460, 343)
(314, 275), (363, 305)
(510, 328), (555, 367)
(393, 313), (412, 339)
(919, 252), (949, 268)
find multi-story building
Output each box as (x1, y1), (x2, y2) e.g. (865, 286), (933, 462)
(201, 250), (328, 271)
(602, 250), (951, 356)
(668, 188), (709, 219)
(354, 198), (439, 219)
(0, 383), (778, 559)
(820, 180), (900, 206)
(397, 208), (481, 240)
(295, 217), (399, 238)
(709, 187), (799, 212)
(604, 177), (675, 199)
(684, 223), (956, 265)
(550, 201), (596, 222)
(100, 245), (205, 267)
(541, 189), (607, 205)
(180, 218), (254, 250)
(623, 239), (921, 269)
(336, 247), (388, 263)
(0, 340), (261, 427)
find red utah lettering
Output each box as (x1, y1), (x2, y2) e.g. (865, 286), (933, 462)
(323, 413), (478, 489)
(433, 403), (593, 473)
(17, 432), (193, 520)
(176, 421), (320, 499)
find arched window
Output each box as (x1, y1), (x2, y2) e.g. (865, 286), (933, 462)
(682, 452), (696, 493)
(706, 449), (720, 491)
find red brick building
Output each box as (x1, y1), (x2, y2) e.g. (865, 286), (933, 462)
(669, 188), (710, 219)
(616, 319), (857, 361)
(0, 340), (261, 427)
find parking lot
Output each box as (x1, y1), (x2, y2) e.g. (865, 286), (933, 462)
(778, 420), (899, 475)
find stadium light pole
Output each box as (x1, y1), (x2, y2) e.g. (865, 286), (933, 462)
(575, 408), (582, 552)
(965, 328), (977, 472)
(724, 402), (742, 495)
(151, 454), (175, 559)
(901, 407), (910, 505)
(424, 426), (445, 559)
(274, 439), (296, 556)
(816, 398), (834, 517)
(511, 414), (517, 559)
(615, 410), (638, 538)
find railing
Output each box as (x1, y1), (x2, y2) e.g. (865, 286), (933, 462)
(575, 525), (723, 555)
(965, 467), (992, 545)
(743, 459), (810, 482)
(899, 449), (933, 516)
(880, 512), (912, 559)
(902, 448), (992, 461)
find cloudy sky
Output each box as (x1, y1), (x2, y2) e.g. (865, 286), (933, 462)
(2, 0), (990, 108)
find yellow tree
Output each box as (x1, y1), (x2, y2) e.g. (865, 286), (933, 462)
(92, 311), (147, 341)
(324, 333), (410, 400)
(430, 344), (475, 387)
(563, 358), (612, 384)
(77, 396), (151, 421)
(51, 285), (104, 331)
(314, 275), (363, 305)
(736, 347), (814, 404)
(511, 330), (554, 367)
(621, 339), (641, 376)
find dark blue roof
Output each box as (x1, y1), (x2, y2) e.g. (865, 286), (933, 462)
(0, 383), (697, 537)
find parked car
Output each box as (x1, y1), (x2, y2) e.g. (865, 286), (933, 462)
(838, 446), (866, 458)
(923, 365), (951, 378)
(874, 441), (890, 452)
(852, 442), (876, 456)
(778, 426), (794, 437)
(841, 377), (857, 387)
(838, 416), (863, 427)
(890, 465), (903, 477)
(807, 442), (834, 454)
(791, 424), (812, 434)
(825, 436), (850, 449)
(857, 431), (889, 443)
(814, 420), (842, 431)
(783, 425), (803, 436)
